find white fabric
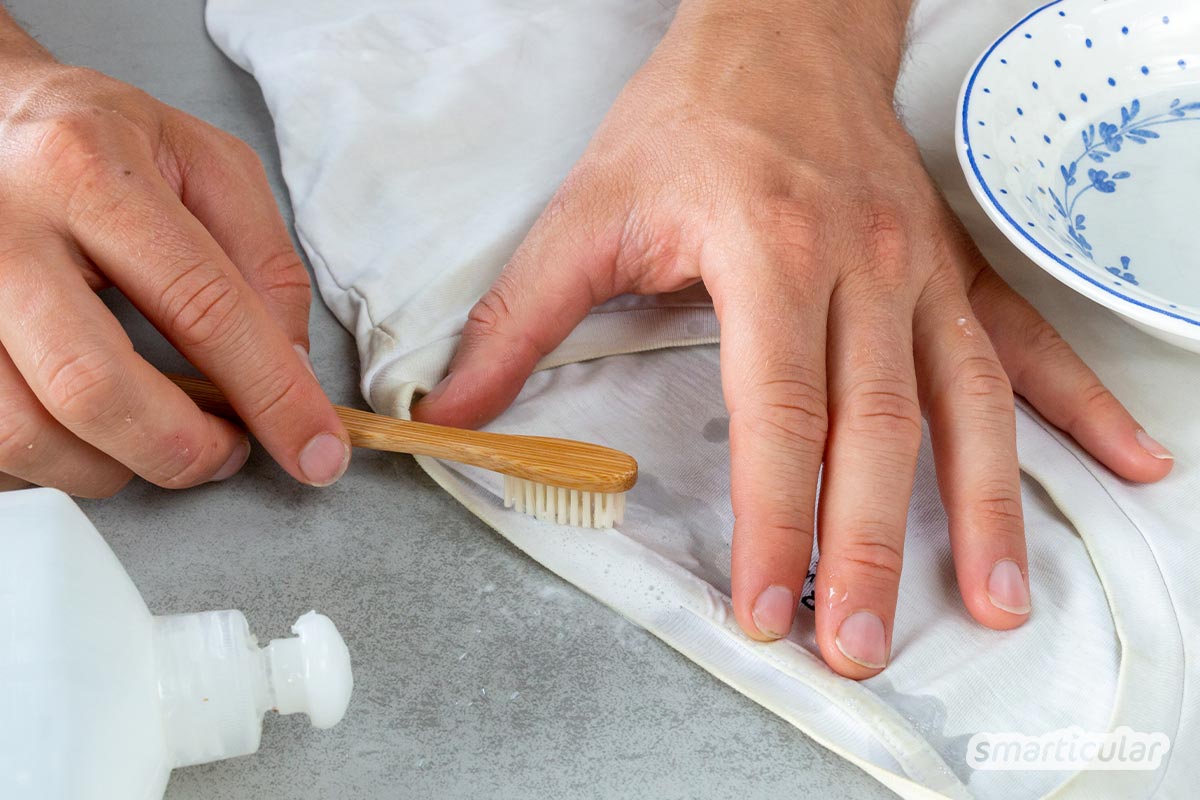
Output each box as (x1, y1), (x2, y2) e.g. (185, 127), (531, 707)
(205, 1), (1199, 797)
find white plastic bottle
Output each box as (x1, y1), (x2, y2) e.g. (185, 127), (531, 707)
(0, 488), (354, 800)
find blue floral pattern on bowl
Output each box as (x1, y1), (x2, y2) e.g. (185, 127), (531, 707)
(1050, 96), (1200, 272)
(956, 0), (1200, 352)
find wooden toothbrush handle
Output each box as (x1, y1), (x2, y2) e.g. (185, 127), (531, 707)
(168, 374), (637, 493)
(169, 373), (404, 450)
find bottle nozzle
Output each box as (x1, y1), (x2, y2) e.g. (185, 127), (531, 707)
(265, 611), (353, 729)
(155, 609), (352, 769)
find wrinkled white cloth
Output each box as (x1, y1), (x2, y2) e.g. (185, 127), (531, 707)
(205, 1), (1199, 797)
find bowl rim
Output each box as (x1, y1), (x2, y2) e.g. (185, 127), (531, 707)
(956, 0), (1200, 340)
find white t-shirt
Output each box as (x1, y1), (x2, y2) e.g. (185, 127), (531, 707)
(205, 1), (1199, 796)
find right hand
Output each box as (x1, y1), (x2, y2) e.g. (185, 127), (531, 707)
(0, 54), (350, 496)
(413, 0), (1174, 678)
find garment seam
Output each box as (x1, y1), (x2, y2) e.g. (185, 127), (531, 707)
(1020, 403), (1183, 795)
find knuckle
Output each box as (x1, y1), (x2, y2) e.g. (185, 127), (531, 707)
(1009, 318), (1066, 392)
(465, 274), (548, 369)
(251, 247), (311, 308)
(6, 116), (103, 201)
(861, 205), (909, 257)
(35, 115), (136, 182)
(835, 531), (905, 584)
(465, 278), (519, 339)
(149, 436), (215, 490)
(35, 115), (102, 166)
(951, 354), (1013, 405)
(1063, 379), (1117, 435)
(159, 262), (245, 349)
(1023, 317), (1070, 363)
(754, 194), (822, 252)
(241, 370), (305, 422)
(965, 261), (1004, 303)
(14, 121), (144, 223)
(842, 380), (922, 443)
(735, 513), (813, 553)
(1076, 379), (1116, 413)
(614, 205), (685, 291)
(739, 366), (829, 450)
(1013, 319), (1092, 415)
(461, 272), (549, 372)
(855, 202), (913, 286)
(40, 346), (125, 427)
(972, 485), (1025, 533)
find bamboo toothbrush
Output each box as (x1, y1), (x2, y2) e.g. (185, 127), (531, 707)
(170, 375), (637, 529)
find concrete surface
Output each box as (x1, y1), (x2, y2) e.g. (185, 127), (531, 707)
(5, 2), (892, 798)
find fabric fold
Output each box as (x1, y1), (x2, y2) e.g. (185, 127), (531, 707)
(205, 0), (1199, 795)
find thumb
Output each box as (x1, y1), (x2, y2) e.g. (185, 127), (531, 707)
(413, 194), (620, 428)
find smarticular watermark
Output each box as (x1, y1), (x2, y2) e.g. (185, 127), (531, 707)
(966, 726), (1170, 771)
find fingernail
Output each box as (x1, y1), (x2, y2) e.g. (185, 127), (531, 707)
(751, 584), (796, 639)
(835, 611), (888, 669)
(419, 373), (453, 407)
(1135, 429), (1173, 461)
(210, 438), (250, 483)
(294, 344), (317, 378)
(987, 559), (1031, 615)
(299, 433), (350, 486)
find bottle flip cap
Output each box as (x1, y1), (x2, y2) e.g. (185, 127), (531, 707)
(156, 608), (353, 769)
(266, 611), (354, 728)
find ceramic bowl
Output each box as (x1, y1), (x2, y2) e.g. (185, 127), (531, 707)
(957, 0), (1200, 352)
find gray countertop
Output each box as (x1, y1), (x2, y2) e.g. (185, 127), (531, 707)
(7, 2), (890, 798)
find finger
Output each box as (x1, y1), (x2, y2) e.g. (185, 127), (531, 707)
(915, 277), (1029, 630)
(171, 124), (314, 357)
(814, 278), (921, 678)
(968, 266), (1172, 483)
(706, 239), (832, 646)
(63, 146), (349, 487)
(0, 238), (250, 490)
(412, 186), (623, 429)
(0, 473), (32, 492)
(0, 341), (132, 497)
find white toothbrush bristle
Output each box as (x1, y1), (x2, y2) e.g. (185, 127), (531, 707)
(502, 477), (626, 529)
